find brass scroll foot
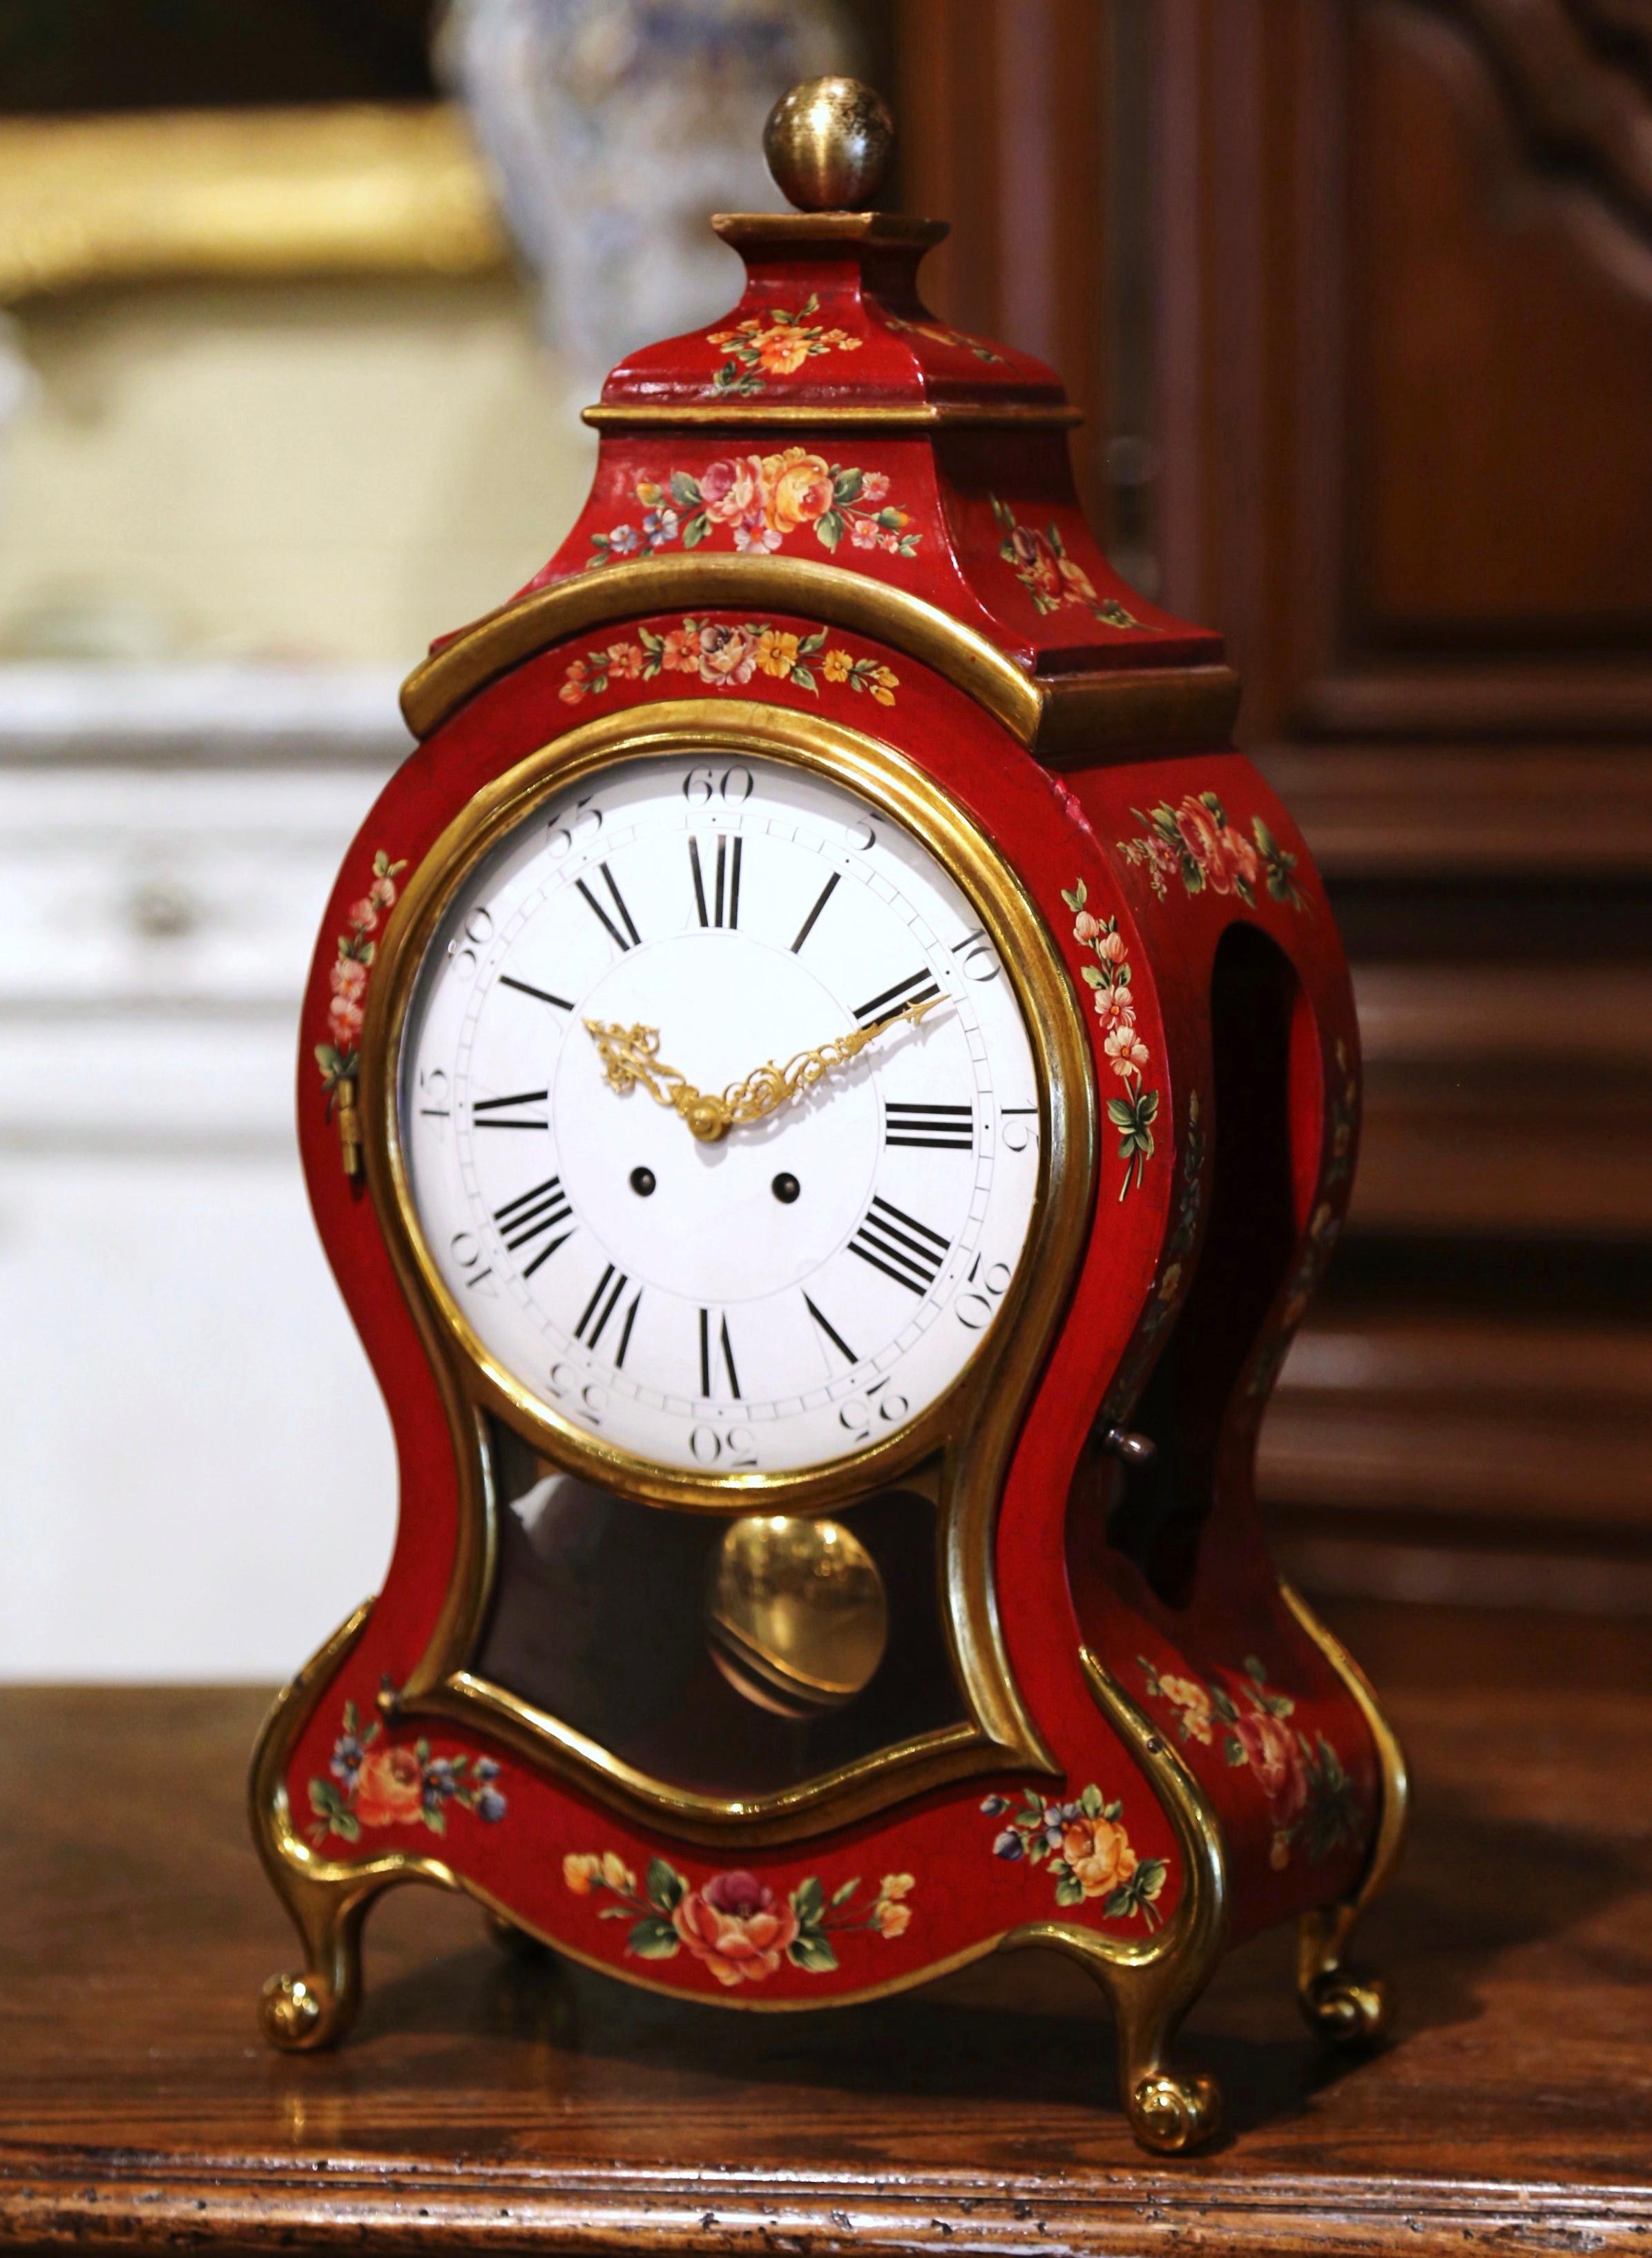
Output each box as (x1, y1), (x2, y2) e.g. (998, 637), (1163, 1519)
(1297, 1905), (1391, 2047)
(1127, 2067), (1224, 2155)
(258, 1875), (379, 2054)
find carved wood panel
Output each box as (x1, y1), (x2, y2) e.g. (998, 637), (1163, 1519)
(896, 0), (1652, 1611)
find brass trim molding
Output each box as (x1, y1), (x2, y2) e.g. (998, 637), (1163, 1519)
(358, 700), (1097, 1841)
(400, 557), (1238, 763)
(0, 103), (506, 303)
(582, 401), (1082, 432)
(401, 557), (1043, 743)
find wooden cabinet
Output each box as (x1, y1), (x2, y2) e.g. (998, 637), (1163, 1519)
(896, 0), (1652, 1612)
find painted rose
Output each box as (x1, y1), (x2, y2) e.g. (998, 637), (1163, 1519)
(1059, 1813), (1140, 1900)
(757, 328), (812, 375)
(698, 455), (760, 524)
(354, 1745), (424, 1828)
(762, 448), (835, 537)
(1057, 555), (1098, 604)
(872, 1898), (911, 1938)
(1174, 798), (1229, 888)
(1007, 524), (1061, 601)
(671, 1869), (800, 1987)
(1156, 1673), (1213, 1745)
(1213, 823), (1260, 895)
(695, 624), (757, 684)
(1230, 1707), (1309, 1830)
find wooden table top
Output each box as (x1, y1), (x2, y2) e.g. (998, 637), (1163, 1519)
(2, 1600), (1649, 2255)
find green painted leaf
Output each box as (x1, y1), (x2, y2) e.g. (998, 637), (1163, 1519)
(832, 468), (864, 505)
(422, 1805), (447, 1837)
(680, 513), (711, 548)
(1053, 1874), (1085, 1908)
(787, 1929), (838, 1974)
(628, 1915), (680, 1959)
(792, 1873), (826, 1927)
(335, 1812), (361, 1843)
(638, 626), (663, 653)
(1137, 1858), (1168, 1900)
(815, 510), (844, 552)
(798, 629), (827, 653)
(308, 1779), (340, 1819)
(1079, 1783), (1104, 1818)
(789, 664), (816, 692)
(646, 1857), (684, 1914)
(669, 470), (702, 507)
(829, 1877), (861, 1907)
(1080, 963), (1105, 987)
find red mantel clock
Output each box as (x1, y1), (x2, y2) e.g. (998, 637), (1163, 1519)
(253, 79), (1407, 2154)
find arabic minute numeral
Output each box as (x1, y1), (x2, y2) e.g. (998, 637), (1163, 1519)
(689, 1424), (759, 1468)
(957, 1254), (1013, 1330)
(1001, 1105), (1038, 1154)
(952, 927), (1000, 982)
(546, 794), (602, 858)
(682, 765), (754, 805)
(838, 1377), (910, 1444)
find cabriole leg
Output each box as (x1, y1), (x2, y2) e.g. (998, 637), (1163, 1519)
(260, 1862), (386, 2052)
(1296, 1902), (1390, 2045)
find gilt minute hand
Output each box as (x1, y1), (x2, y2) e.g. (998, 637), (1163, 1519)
(584, 993), (941, 1144)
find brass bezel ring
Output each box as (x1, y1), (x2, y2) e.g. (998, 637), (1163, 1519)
(363, 702), (1088, 1516)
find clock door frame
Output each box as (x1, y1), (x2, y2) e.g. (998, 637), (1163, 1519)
(356, 700), (1097, 1846)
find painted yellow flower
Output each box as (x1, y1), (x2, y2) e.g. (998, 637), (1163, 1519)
(871, 665), (900, 707)
(872, 1898), (912, 1938)
(755, 628), (800, 677)
(879, 1872), (914, 1899)
(562, 1852), (602, 1895)
(599, 1850), (635, 1893)
(823, 648), (853, 682)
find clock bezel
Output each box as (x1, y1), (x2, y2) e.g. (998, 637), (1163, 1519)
(358, 698), (1096, 1840)
(365, 701), (1088, 1515)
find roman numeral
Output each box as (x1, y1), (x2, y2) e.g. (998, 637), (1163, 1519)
(853, 968), (941, 1026)
(848, 1196), (949, 1295)
(499, 973), (573, 1011)
(493, 1175), (575, 1275)
(689, 834), (742, 928)
(575, 1263), (638, 1358)
(803, 1293), (858, 1367)
(473, 1089), (548, 1131)
(576, 862), (641, 952)
(790, 871), (840, 953)
(699, 1308), (741, 1399)
(884, 1100), (974, 1151)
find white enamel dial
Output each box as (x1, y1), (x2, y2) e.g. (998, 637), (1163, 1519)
(398, 751), (1042, 1477)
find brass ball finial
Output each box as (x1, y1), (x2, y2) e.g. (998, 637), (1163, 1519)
(763, 77), (894, 212)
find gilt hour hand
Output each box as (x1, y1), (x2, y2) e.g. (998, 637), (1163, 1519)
(584, 993), (941, 1144)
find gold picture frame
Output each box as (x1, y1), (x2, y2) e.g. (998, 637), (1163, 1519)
(0, 102), (506, 304)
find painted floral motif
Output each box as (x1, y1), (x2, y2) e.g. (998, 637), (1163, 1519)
(563, 1853), (912, 1985)
(1140, 1655), (1361, 1871)
(314, 848), (405, 1111)
(559, 616), (898, 707)
(1117, 792), (1306, 912)
(1102, 1092), (1206, 1422)
(704, 294), (863, 394)
(306, 1696), (506, 1846)
(981, 1785), (1169, 1926)
(883, 311), (1007, 364)
(1062, 879), (1158, 1198)
(586, 452), (921, 568)
(991, 496), (1141, 626)
(1325, 1035), (1358, 1190)
(1242, 1037), (1357, 1401)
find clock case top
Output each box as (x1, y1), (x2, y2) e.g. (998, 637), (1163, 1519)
(259, 202), (1403, 2029)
